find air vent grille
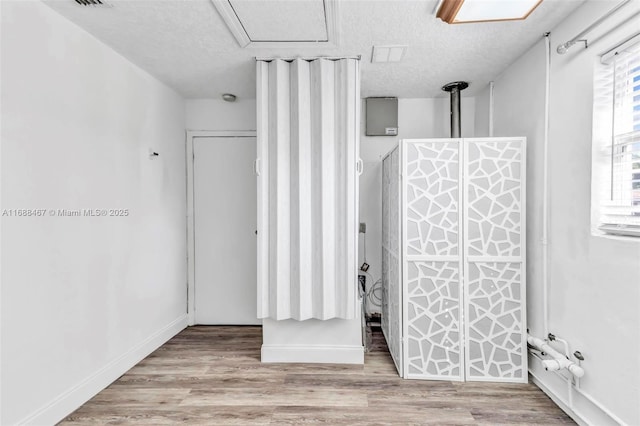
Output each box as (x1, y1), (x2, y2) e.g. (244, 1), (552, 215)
(74, 0), (112, 7)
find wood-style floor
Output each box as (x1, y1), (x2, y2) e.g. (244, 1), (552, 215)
(60, 326), (574, 425)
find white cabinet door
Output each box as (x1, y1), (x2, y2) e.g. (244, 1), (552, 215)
(193, 136), (260, 325)
(463, 138), (527, 382)
(402, 139), (464, 381)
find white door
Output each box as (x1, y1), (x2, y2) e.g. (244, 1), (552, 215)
(193, 136), (259, 325)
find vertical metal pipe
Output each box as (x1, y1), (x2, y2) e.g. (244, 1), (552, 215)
(451, 89), (461, 138)
(489, 81), (495, 137)
(442, 81), (469, 138)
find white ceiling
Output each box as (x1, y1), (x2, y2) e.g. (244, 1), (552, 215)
(44, 0), (584, 99)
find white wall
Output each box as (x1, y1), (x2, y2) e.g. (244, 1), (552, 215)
(1, 2), (188, 424)
(476, 1), (640, 424)
(186, 98), (256, 131)
(474, 85), (491, 138)
(359, 97), (476, 310)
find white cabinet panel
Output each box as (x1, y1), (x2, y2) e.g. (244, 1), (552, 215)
(381, 147), (402, 374)
(381, 137), (526, 383)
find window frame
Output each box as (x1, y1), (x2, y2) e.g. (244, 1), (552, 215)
(591, 34), (640, 239)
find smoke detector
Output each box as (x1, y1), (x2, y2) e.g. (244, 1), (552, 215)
(222, 93), (237, 102)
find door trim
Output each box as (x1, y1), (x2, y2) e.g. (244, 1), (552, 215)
(186, 130), (257, 326)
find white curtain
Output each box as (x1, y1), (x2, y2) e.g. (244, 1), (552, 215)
(256, 58), (360, 321)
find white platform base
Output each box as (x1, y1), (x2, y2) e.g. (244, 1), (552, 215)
(17, 315), (188, 426)
(261, 344), (364, 364)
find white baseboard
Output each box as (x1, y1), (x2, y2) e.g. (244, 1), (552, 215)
(17, 314), (188, 426)
(528, 357), (625, 426)
(529, 372), (589, 426)
(261, 344), (364, 364)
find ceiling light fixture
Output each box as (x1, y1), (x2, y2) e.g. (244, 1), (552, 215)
(436, 0), (543, 24)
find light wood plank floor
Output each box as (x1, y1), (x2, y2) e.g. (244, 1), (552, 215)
(60, 326), (574, 425)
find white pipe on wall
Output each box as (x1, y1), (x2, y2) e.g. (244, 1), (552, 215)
(552, 336), (571, 358)
(573, 377), (627, 425)
(527, 336), (585, 378)
(489, 81), (495, 137)
(530, 352), (627, 425)
(542, 33), (551, 337)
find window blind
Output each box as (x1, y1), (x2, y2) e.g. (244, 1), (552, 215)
(596, 40), (640, 235)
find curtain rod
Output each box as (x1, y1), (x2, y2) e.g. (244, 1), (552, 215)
(556, 0), (632, 54)
(255, 55), (361, 62)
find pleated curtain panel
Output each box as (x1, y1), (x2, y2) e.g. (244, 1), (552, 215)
(256, 58), (361, 321)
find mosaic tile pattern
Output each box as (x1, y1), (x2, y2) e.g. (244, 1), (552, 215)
(466, 262), (525, 380)
(406, 261), (462, 379)
(466, 141), (522, 257)
(405, 142), (459, 257)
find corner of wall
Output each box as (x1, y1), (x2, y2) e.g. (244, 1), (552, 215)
(16, 316), (188, 426)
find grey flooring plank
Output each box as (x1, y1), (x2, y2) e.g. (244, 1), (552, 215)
(58, 326), (574, 425)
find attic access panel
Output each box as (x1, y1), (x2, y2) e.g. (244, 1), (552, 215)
(212, 0), (338, 48)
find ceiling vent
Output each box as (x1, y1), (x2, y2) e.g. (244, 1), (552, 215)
(371, 45), (407, 63)
(73, 0), (113, 7)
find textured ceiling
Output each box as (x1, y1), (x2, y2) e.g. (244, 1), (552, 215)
(44, 0), (584, 99)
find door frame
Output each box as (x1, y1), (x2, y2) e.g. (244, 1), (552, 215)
(186, 130), (257, 326)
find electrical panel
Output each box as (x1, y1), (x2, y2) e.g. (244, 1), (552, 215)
(366, 97), (398, 136)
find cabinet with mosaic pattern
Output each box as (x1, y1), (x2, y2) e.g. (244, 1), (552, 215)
(382, 138), (527, 383)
